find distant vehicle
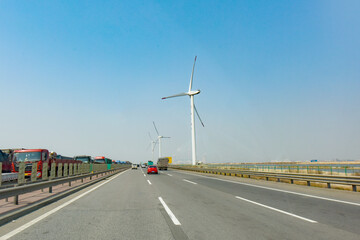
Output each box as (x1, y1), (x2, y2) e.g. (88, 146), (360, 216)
(0, 150), (12, 173)
(94, 156), (112, 164)
(157, 158), (169, 170)
(147, 165), (158, 174)
(141, 164), (146, 168)
(132, 164), (138, 169)
(74, 155), (94, 164)
(12, 149), (81, 178)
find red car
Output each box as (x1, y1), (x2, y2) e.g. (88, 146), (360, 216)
(147, 165), (158, 174)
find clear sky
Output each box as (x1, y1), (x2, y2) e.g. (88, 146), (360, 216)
(1, 0), (359, 163)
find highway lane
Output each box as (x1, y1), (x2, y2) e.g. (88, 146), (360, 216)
(0, 169), (177, 240)
(0, 168), (359, 240)
(148, 170), (360, 240)
(165, 169), (360, 235)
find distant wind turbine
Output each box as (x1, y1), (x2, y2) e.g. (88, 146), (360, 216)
(162, 56), (204, 166)
(147, 132), (157, 162)
(153, 121), (170, 159)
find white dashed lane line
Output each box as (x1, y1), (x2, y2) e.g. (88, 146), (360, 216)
(183, 179), (197, 185)
(235, 196), (317, 223)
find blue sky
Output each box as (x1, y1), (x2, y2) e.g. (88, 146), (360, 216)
(1, 0), (359, 163)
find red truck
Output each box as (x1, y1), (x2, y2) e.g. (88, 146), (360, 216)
(12, 149), (81, 178)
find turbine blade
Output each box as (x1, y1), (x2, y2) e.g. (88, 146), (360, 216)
(146, 142), (152, 151)
(194, 104), (205, 127)
(189, 56), (197, 92)
(153, 121), (160, 136)
(162, 92), (188, 100)
(148, 132), (153, 141)
(152, 140), (158, 151)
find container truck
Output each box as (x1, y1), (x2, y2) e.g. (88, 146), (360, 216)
(12, 149), (81, 178)
(157, 157), (169, 170)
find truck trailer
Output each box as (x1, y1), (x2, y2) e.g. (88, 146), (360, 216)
(157, 157), (169, 170)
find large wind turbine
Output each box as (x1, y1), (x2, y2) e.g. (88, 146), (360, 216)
(153, 121), (170, 159)
(162, 56), (204, 166)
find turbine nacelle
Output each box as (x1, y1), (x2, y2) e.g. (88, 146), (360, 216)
(188, 90), (200, 96)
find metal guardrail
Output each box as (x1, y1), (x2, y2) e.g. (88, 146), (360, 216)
(170, 166), (360, 192)
(0, 166), (130, 205)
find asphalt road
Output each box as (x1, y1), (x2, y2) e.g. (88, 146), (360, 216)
(0, 168), (359, 240)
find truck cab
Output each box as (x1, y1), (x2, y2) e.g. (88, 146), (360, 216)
(12, 149), (51, 177)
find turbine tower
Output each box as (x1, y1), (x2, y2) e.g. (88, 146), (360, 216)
(162, 56), (204, 165)
(153, 121), (170, 159)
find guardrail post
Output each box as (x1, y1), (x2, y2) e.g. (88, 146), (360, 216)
(69, 181), (71, 187)
(307, 181), (311, 186)
(58, 163), (63, 178)
(64, 163), (68, 177)
(352, 185), (357, 192)
(42, 163), (48, 180)
(14, 195), (19, 205)
(50, 163), (56, 180)
(18, 162), (25, 185)
(69, 163), (73, 176)
(266, 177), (268, 181)
(31, 162), (37, 182)
(290, 179), (294, 184)
(327, 183), (331, 188)
(277, 178), (280, 182)
(49, 186), (52, 193)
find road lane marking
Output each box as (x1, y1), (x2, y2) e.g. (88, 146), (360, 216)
(174, 171), (360, 207)
(235, 196), (317, 223)
(183, 179), (197, 185)
(0, 170), (129, 240)
(167, 174), (172, 176)
(147, 180), (152, 185)
(144, 174), (146, 177)
(158, 197), (181, 225)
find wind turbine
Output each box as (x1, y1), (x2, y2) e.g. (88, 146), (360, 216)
(147, 132), (157, 162)
(153, 121), (170, 159)
(162, 56), (204, 166)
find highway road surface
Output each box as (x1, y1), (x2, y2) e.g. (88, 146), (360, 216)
(0, 168), (359, 240)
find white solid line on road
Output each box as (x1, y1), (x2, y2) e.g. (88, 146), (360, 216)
(235, 196), (317, 223)
(158, 197), (181, 225)
(144, 174), (146, 177)
(147, 180), (152, 185)
(0, 170), (129, 240)
(174, 171), (360, 207)
(183, 179), (197, 185)
(167, 174), (172, 176)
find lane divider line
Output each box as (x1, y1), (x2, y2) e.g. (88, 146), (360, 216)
(174, 171), (360, 207)
(147, 180), (152, 185)
(235, 196), (317, 223)
(158, 197), (181, 225)
(183, 179), (197, 185)
(167, 174), (172, 176)
(0, 169), (129, 240)
(144, 174), (146, 177)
